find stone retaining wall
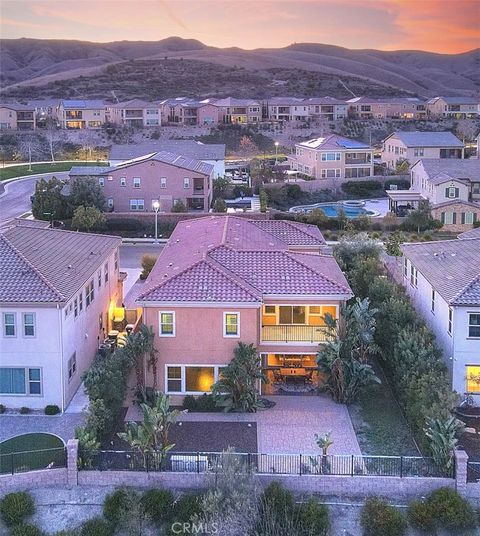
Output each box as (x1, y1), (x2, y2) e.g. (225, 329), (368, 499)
(0, 468), (67, 492)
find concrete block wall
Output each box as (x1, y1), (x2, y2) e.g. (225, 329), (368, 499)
(0, 468), (67, 492)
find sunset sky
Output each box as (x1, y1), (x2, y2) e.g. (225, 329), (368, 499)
(2, 0), (479, 53)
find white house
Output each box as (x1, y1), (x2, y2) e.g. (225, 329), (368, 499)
(400, 238), (480, 400)
(0, 223), (123, 411)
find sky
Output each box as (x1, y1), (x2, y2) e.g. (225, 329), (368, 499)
(1, 0), (479, 54)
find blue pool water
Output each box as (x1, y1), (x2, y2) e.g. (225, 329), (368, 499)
(290, 202), (375, 218)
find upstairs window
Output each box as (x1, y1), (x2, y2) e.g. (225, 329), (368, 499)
(120, 177), (126, 187)
(23, 313), (35, 337)
(3, 313), (16, 337)
(160, 177), (167, 189)
(159, 311), (175, 336)
(410, 265), (418, 287)
(448, 308), (453, 335)
(133, 177), (141, 188)
(183, 177), (190, 189)
(469, 314), (480, 338)
(224, 312), (240, 337)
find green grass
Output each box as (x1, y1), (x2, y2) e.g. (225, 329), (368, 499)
(348, 364), (420, 456)
(0, 433), (65, 474)
(0, 161), (109, 181)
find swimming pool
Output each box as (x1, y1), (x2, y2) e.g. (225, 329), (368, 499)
(289, 201), (377, 218)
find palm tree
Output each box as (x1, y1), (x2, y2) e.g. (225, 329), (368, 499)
(123, 324), (158, 398)
(118, 421), (154, 469)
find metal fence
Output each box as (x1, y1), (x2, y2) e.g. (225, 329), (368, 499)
(467, 461), (480, 483)
(79, 450), (453, 479)
(0, 447), (67, 475)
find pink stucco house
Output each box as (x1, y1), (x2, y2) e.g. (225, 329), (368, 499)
(136, 216), (352, 404)
(69, 151), (214, 212)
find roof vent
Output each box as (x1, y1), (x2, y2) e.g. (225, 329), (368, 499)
(67, 264), (72, 269)
(176, 239), (180, 243)
(168, 263), (173, 267)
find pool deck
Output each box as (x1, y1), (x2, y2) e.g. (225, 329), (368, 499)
(289, 198), (389, 217)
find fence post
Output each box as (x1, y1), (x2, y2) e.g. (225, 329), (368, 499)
(11, 453), (14, 475)
(299, 454), (302, 476)
(454, 450), (468, 497)
(351, 455), (354, 477)
(400, 456), (403, 478)
(197, 452), (200, 474)
(66, 439), (79, 487)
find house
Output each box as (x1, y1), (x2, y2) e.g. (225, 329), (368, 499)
(387, 159), (480, 229)
(288, 134), (374, 181)
(347, 97), (387, 119)
(135, 216), (352, 403)
(109, 140), (226, 177)
(400, 238), (480, 400)
(305, 97), (348, 121)
(57, 100), (105, 129)
(459, 227), (480, 240)
(107, 99), (160, 128)
(265, 97), (309, 122)
(212, 98), (262, 124)
(0, 104), (36, 130)
(69, 151), (214, 212)
(380, 98), (427, 119)
(426, 97), (479, 119)
(159, 98), (221, 126)
(381, 131), (465, 170)
(0, 224), (123, 410)
(27, 99), (60, 128)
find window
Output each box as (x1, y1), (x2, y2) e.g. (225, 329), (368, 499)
(414, 148), (424, 157)
(130, 199), (145, 211)
(79, 292), (83, 312)
(23, 313), (35, 337)
(469, 314), (480, 338)
(464, 212), (475, 225)
(107, 198), (114, 209)
(0, 367), (41, 395)
(224, 312), (239, 337)
(99, 177), (104, 187)
(114, 251), (118, 271)
(98, 270), (102, 288)
(321, 152), (341, 161)
(133, 177), (141, 188)
(104, 262), (109, 283)
(159, 311), (175, 336)
(120, 177), (126, 187)
(410, 265), (417, 287)
(444, 212), (454, 225)
(85, 280), (94, 307)
(183, 177), (190, 189)
(431, 289), (435, 313)
(186, 367), (215, 393)
(3, 313), (15, 337)
(68, 353), (76, 380)
(279, 306), (306, 324)
(403, 258), (408, 278)
(447, 187), (458, 198)
(99, 313), (103, 331)
(321, 169), (341, 178)
(74, 298), (78, 318)
(448, 308), (453, 335)
(160, 177), (167, 189)
(166, 366), (182, 392)
(466, 365), (480, 393)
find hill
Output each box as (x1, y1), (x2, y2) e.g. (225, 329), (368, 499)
(1, 37), (479, 99)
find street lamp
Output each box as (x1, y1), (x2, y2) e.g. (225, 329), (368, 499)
(152, 200), (160, 244)
(274, 141), (279, 165)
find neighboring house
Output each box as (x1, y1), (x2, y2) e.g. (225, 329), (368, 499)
(136, 216), (352, 404)
(212, 98), (262, 124)
(388, 159), (480, 229)
(69, 151), (214, 212)
(347, 97), (387, 119)
(57, 100), (106, 129)
(0, 104), (36, 130)
(108, 140), (226, 178)
(426, 97), (479, 119)
(288, 134), (374, 180)
(459, 227), (480, 240)
(265, 97), (309, 122)
(381, 131), (465, 170)
(159, 98), (221, 126)
(28, 99), (60, 127)
(107, 99), (160, 127)
(0, 224), (123, 410)
(400, 238), (480, 400)
(305, 97), (348, 121)
(380, 98), (427, 119)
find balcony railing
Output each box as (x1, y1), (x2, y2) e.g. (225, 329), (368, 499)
(345, 158), (371, 165)
(261, 325), (332, 343)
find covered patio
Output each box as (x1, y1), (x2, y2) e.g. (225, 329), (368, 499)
(386, 190), (425, 216)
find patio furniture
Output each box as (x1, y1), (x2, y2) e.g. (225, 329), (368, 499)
(273, 369), (284, 383)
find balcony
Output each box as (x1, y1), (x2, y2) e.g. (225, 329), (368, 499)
(345, 157), (371, 165)
(261, 325), (332, 343)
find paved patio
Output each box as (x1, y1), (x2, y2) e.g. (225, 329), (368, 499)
(126, 395), (361, 455)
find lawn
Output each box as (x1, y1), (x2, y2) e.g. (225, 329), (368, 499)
(348, 363), (420, 456)
(0, 161), (109, 181)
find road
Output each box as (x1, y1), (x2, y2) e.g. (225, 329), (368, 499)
(0, 173), (69, 224)
(119, 243), (164, 269)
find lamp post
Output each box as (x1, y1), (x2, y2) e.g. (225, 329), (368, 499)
(274, 141), (279, 165)
(152, 200), (160, 244)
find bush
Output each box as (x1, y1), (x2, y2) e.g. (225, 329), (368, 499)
(11, 524), (42, 536)
(0, 491), (35, 527)
(80, 518), (113, 536)
(103, 488), (130, 527)
(20, 407), (31, 414)
(171, 200), (187, 213)
(171, 493), (203, 523)
(105, 218), (143, 232)
(140, 254), (158, 279)
(44, 405), (60, 415)
(182, 394), (218, 412)
(407, 500), (436, 532)
(141, 488), (174, 526)
(427, 487), (477, 531)
(360, 497), (406, 536)
(297, 498), (329, 536)
(342, 180), (383, 197)
(0, 404), (5, 414)
(260, 482), (295, 524)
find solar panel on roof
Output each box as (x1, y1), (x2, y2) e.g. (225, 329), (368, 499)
(340, 140), (366, 148)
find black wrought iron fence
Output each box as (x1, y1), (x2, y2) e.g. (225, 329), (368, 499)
(0, 447), (66, 475)
(78, 450), (453, 479)
(467, 461), (480, 483)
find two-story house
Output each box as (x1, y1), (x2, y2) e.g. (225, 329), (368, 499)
(0, 104), (36, 130)
(381, 131), (465, 170)
(69, 151), (214, 212)
(57, 100), (106, 129)
(288, 134), (374, 181)
(265, 97), (309, 122)
(136, 216), (352, 404)
(0, 223), (123, 411)
(305, 97), (348, 121)
(107, 99), (161, 128)
(212, 98), (262, 124)
(400, 238), (480, 400)
(426, 97), (479, 119)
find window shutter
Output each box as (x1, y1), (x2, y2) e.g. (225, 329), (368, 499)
(455, 188), (459, 198)
(474, 213), (478, 223)
(445, 187), (449, 197)
(440, 212), (445, 223)
(461, 212), (465, 224)
(452, 212), (457, 224)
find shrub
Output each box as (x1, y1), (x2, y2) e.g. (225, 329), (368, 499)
(407, 500), (436, 532)
(44, 405), (60, 415)
(140, 254), (158, 280)
(103, 488), (131, 527)
(297, 498), (329, 536)
(80, 518), (113, 536)
(171, 200), (187, 213)
(427, 487), (477, 531)
(360, 497), (406, 536)
(342, 180), (383, 197)
(182, 394), (217, 412)
(0, 404), (5, 413)
(20, 407), (31, 414)
(0, 491), (35, 527)
(11, 524), (42, 536)
(141, 488), (174, 526)
(212, 198), (227, 213)
(260, 482), (295, 524)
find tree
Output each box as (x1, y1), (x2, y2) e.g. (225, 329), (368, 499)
(171, 200), (187, 213)
(18, 133), (42, 171)
(45, 117), (63, 162)
(212, 176), (230, 199)
(122, 324), (158, 397)
(402, 200), (441, 234)
(424, 417), (463, 471)
(238, 135), (258, 159)
(140, 254), (158, 280)
(69, 176), (105, 211)
(213, 198), (227, 212)
(395, 158), (410, 175)
(71, 206), (106, 232)
(259, 189), (268, 212)
(212, 342), (267, 412)
(385, 230), (404, 257)
(78, 129), (97, 161)
(31, 176), (69, 221)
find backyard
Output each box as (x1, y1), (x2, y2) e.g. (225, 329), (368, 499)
(0, 161), (108, 181)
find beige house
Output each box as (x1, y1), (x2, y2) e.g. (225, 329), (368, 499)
(426, 97), (479, 119)
(0, 104), (36, 130)
(288, 134), (374, 181)
(107, 99), (161, 128)
(381, 131), (465, 170)
(265, 97), (309, 122)
(57, 100), (105, 129)
(211, 98), (262, 124)
(305, 97), (348, 121)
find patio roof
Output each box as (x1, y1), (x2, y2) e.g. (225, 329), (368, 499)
(386, 190), (425, 202)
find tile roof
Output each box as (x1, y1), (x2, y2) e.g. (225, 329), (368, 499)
(413, 159), (480, 182)
(458, 227), (480, 239)
(0, 226), (121, 304)
(109, 141), (225, 162)
(401, 238), (480, 305)
(138, 216), (350, 304)
(428, 96), (479, 105)
(390, 131), (464, 148)
(61, 99), (105, 109)
(109, 99), (152, 109)
(298, 134), (369, 150)
(305, 97), (346, 105)
(212, 97), (260, 107)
